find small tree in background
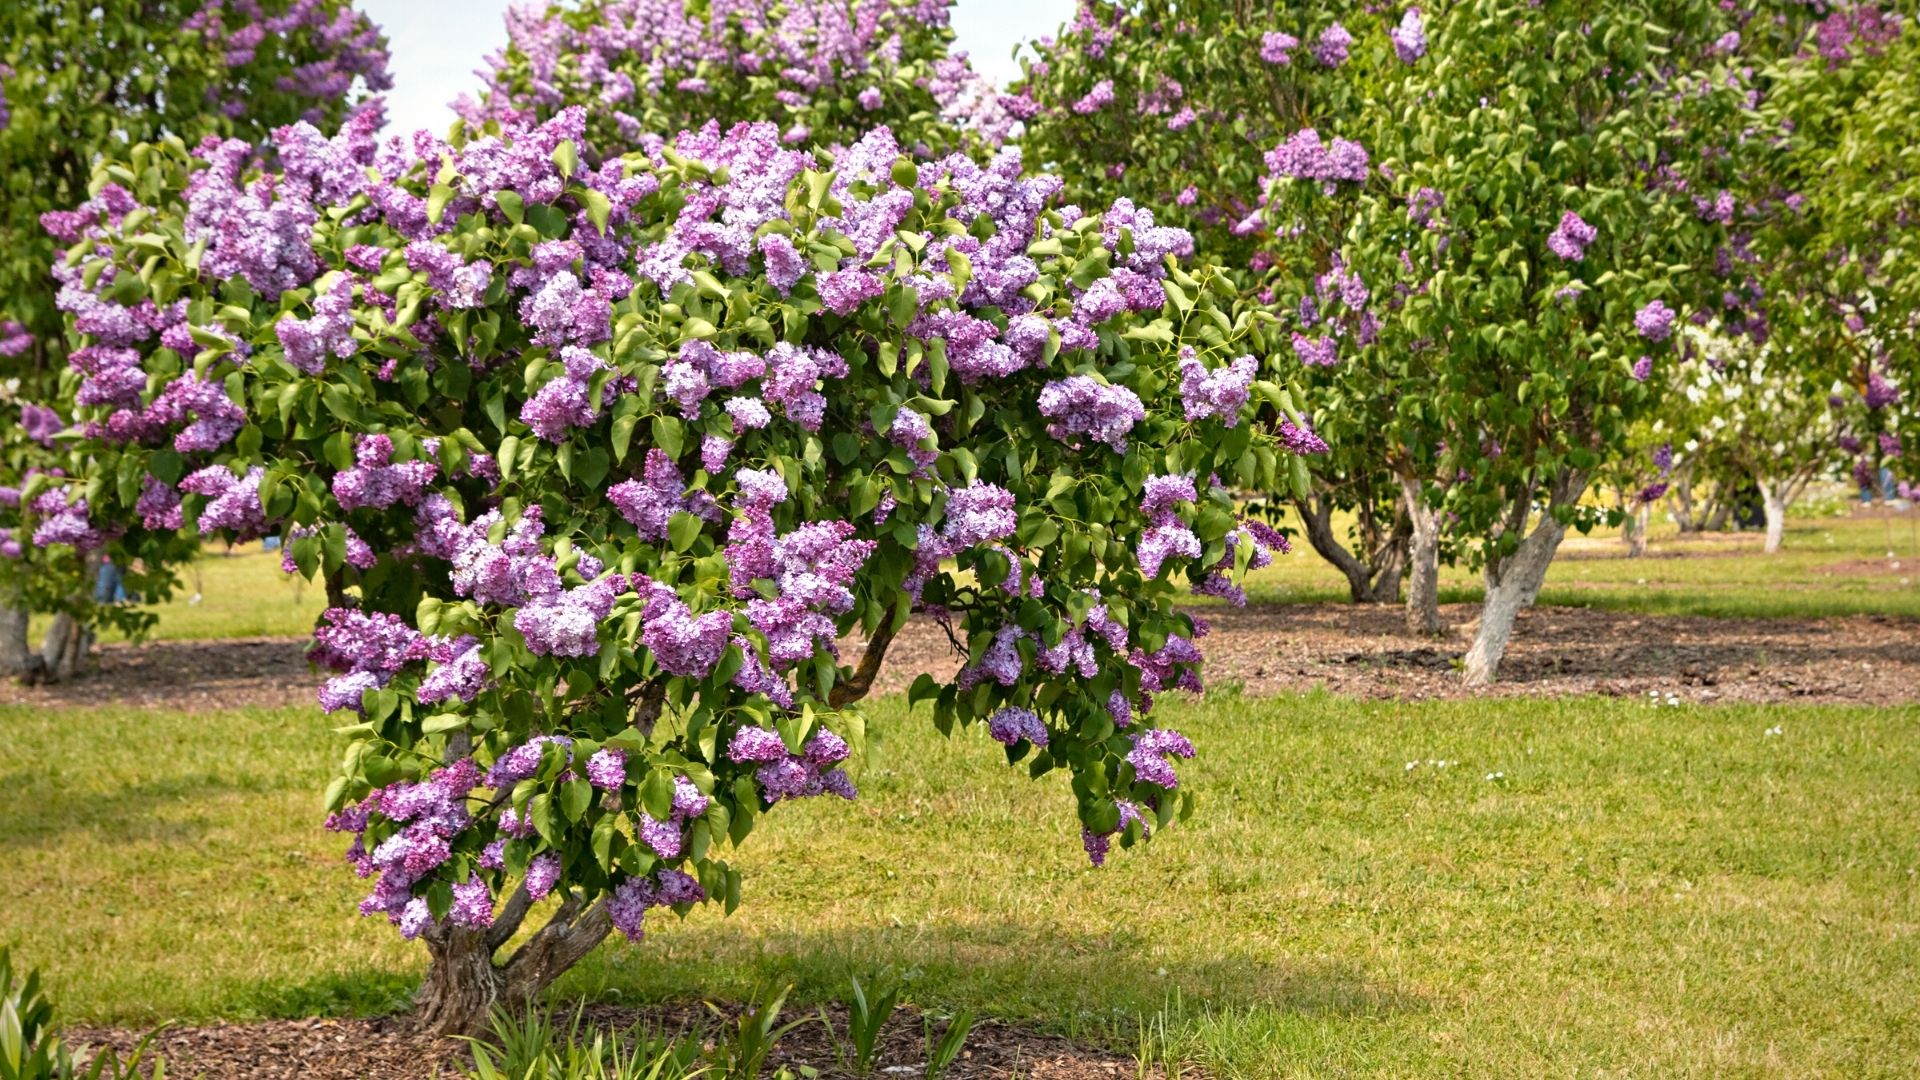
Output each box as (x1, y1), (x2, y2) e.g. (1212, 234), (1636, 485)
(59, 102), (1316, 1031)
(0, 0), (390, 678)
(1016, 1), (1762, 681)
(1013, 1), (1422, 610)
(1749, 7), (1914, 502)
(455, 0), (1011, 156)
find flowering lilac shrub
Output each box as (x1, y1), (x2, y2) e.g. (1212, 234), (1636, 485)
(1023, 0), (1778, 681)
(1747, 9), (1917, 498)
(455, 0), (1010, 156)
(0, 0), (390, 678)
(1013, 2), (1434, 612)
(56, 106), (1311, 1029)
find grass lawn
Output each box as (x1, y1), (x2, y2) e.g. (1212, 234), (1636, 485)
(1240, 506), (1920, 619)
(81, 507), (1920, 646)
(10, 692), (1918, 1077)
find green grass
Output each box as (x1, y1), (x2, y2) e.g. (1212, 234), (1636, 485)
(89, 546), (327, 642)
(76, 510), (1919, 646)
(1241, 506), (1920, 619)
(9, 693), (1919, 1076)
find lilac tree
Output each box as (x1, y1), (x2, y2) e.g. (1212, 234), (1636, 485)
(1746, 6), (1915, 504)
(57, 105), (1313, 1031)
(1014, 1), (1416, 609)
(0, 0), (390, 678)
(455, 0), (1012, 155)
(1023, 2), (1778, 683)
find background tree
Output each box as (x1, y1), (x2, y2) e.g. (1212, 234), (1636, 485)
(0, 0), (391, 678)
(1749, 6), (1914, 502)
(1013, 1), (1426, 610)
(59, 103), (1314, 1032)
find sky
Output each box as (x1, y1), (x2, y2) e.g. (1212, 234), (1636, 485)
(358, 0), (1076, 135)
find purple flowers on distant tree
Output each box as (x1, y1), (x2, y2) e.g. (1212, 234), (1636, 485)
(1390, 9), (1428, 63)
(1547, 211), (1597, 261)
(1634, 300), (1676, 341)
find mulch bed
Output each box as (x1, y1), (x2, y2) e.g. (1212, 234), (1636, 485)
(71, 1002), (1150, 1080)
(5, 603), (1918, 713)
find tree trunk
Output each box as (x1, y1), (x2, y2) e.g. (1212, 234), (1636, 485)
(38, 613), (94, 683)
(0, 601), (29, 679)
(1462, 470), (1586, 688)
(1670, 468), (1698, 532)
(1760, 479), (1786, 555)
(1400, 476), (1443, 634)
(413, 928), (507, 1037)
(1703, 496), (1732, 533)
(1295, 495), (1408, 604)
(1625, 502), (1651, 558)
(411, 886), (615, 1036)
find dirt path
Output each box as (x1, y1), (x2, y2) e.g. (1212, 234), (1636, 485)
(4, 604), (1915, 714)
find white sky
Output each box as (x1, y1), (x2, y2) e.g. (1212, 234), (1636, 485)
(359, 0), (1075, 135)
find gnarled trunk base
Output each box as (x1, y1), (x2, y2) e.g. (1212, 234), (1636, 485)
(1295, 495), (1408, 604)
(410, 890), (614, 1036)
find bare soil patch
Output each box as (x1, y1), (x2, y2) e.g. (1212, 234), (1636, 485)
(0, 637), (313, 712)
(863, 603), (1920, 706)
(71, 1002), (1147, 1080)
(1816, 557), (1913, 578)
(6, 603), (1917, 714)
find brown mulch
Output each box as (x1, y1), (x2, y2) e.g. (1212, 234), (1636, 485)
(860, 603), (1920, 706)
(0, 637), (314, 712)
(71, 1001), (1149, 1080)
(5, 603), (1918, 714)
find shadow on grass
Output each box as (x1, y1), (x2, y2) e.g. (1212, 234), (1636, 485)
(559, 920), (1417, 1031)
(186, 920), (1413, 1037)
(0, 771), (278, 847)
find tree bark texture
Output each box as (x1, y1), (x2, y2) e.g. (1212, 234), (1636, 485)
(1399, 476), (1443, 634)
(1295, 493), (1408, 604)
(1462, 469), (1588, 687)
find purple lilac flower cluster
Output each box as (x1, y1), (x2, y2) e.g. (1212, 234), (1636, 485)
(1546, 211), (1597, 261)
(324, 757), (480, 939)
(1263, 128), (1370, 193)
(728, 725), (858, 805)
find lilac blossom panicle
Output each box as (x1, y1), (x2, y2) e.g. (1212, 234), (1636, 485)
(1037, 376), (1145, 451)
(988, 707), (1048, 747)
(1546, 211), (1597, 261)
(1260, 32), (1299, 64)
(1314, 23), (1354, 67)
(1178, 350), (1256, 425)
(1390, 9), (1428, 63)
(1634, 300), (1676, 342)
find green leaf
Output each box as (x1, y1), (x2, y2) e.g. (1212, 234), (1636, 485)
(426, 184), (454, 226)
(641, 768), (675, 822)
(651, 415), (685, 459)
(580, 188), (612, 235)
(495, 190), (525, 225)
(560, 779), (592, 822)
(667, 510), (703, 552)
(421, 713), (469, 735)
